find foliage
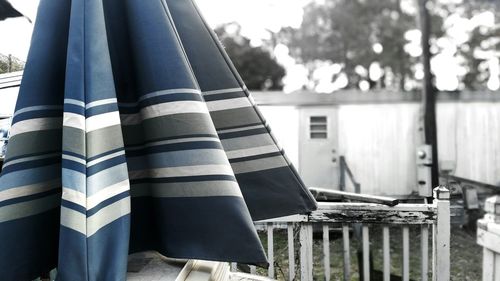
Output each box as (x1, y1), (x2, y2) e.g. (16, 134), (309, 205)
(0, 53), (24, 74)
(278, 0), (446, 91)
(215, 23), (286, 91)
(278, 0), (500, 92)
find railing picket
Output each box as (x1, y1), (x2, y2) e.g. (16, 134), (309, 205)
(402, 226), (410, 281)
(434, 187), (450, 281)
(362, 225), (370, 281)
(250, 265), (256, 275)
(267, 223), (274, 278)
(342, 225), (351, 281)
(230, 262), (236, 272)
(288, 223), (295, 281)
(323, 224), (331, 281)
(421, 225), (429, 281)
(300, 223), (313, 281)
(383, 226), (390, 281)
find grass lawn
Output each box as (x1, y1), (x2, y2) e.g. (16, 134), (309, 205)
(253, 225), (481, 280)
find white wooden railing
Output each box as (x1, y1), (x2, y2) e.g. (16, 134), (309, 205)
(477, 195), (500, 281)
(232, 186), (450, 281)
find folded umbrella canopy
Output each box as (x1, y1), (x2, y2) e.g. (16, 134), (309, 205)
(0, 0), (317, 280)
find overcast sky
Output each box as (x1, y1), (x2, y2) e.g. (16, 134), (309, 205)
(0, 0), (308, 60)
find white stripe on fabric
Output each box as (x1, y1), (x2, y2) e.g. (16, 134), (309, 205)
(60, 206), (86, 235)
(87, 150), (125, 167)
(64, 99), (85, 108)
(206, 97), (252, 112)
(125, 136), (220, 151)
(231, 156), (288, 174)
(62, 154), (86, 166)
(87, 179), (129, 210)
(10, 117), (62, 136)
(13, 105), (62, 118)
(128, 164), (234, 180)
(86, 111), (121, 132)
(62, 187), (86, 208)
(85, 98), (117, 109)
(202, 87), (245, 95)
(63, 112), (85, 130)
(225, 145), (279, 159)
(2, 152), (61, 169)
(87, 197), (130, 237)
(118, 88), (201, 107)
(130, 181), (241, 198)
(0, 179), (60, 202)
(120, 101), (209, 126)
(217, 124), (264, 134)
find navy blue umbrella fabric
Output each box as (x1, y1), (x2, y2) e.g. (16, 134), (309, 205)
(0, 0), (317, 280)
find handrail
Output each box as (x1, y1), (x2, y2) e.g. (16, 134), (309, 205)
(444, 174), (500, 192)
(339, 156), (360, 193)
(309, 187), (399, 206)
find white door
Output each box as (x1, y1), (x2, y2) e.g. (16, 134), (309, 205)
(299, 107), (339, 189)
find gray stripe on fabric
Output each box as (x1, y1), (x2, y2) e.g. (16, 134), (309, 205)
(87, 163), (129, 196)
(87, 197), (130, 237)
(0, 193), (60, 223)
(225, 145), (279, 159)
(122, 113), (217, 146)
(85, 98), (117, 109)
(2, 152), (61, 169)
(231, 155), (288, 174)
(217, 124), (264, 134)
(86, 125), (124, 158)
(118, 88), (201, 108)
(209, 107), (262, 130)
(129, 181), (242, 198)
(60, 206), (86, 235)
(13, 105), (63, 118)
(62, 126), (85, 157)
(0, 179), (60, 202)
(202, 87), (245, 96)
(64, 99), (85, 108)
(220, 134), (275, 151)
(128, 164), (234, 180)
(126, 149), (228, 171)
(6, 130), (62, 159)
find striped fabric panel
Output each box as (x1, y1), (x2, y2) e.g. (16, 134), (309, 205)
(0, 0), (70, 279)
(166, 0), (318, 220)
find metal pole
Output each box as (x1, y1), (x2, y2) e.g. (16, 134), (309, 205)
(418, 0), (439, 189)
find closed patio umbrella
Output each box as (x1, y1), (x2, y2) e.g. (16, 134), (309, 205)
(0, 0), (317, 280)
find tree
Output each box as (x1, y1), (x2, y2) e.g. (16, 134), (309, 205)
(278, 0), (444, 91)
(0, 53), (24, 74)
(215, 23), (286, 91)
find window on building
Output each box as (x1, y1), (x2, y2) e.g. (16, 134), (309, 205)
(310, 116), (327, 139)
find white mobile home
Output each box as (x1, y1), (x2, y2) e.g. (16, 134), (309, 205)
(254, 91), (500, 197)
